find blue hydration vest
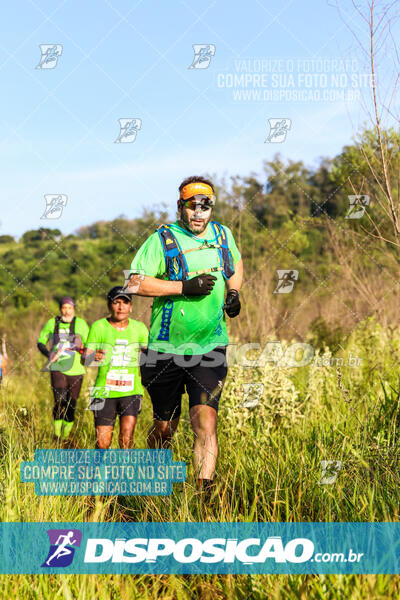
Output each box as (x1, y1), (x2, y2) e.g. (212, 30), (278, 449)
(154, 222), (235, 342)
(156, 221), (235, 281)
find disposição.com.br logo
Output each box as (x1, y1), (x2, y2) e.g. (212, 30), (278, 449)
(40, 529), (364, 568)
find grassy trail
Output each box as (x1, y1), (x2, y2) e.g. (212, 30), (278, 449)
(1, 319), (400, 598)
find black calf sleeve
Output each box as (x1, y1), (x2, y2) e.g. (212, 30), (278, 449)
(64, 392), (77, 423)
(53, 387), (67, 420)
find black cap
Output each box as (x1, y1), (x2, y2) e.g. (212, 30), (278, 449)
(107, 286), (132, 303)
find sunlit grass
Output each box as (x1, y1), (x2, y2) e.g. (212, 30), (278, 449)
(1, 318), (400, 597)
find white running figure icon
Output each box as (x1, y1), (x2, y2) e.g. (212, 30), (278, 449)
(46, 531), (77, 565)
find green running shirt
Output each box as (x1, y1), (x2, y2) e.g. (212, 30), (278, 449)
(85, 317), (148, 397)
(37, 316), (89, 376)
(130, 220), (241, 355)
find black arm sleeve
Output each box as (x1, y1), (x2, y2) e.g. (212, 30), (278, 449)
(37, 342), (50, 359)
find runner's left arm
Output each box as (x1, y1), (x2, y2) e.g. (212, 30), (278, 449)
(224, 227), (243, 292)
(226, 257), (243, 292)
(223, 229), (243, 317)
(37, 319), (53, 358)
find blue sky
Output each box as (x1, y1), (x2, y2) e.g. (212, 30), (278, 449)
(0, 0), (398, 238)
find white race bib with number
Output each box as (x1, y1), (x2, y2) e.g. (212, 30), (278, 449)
(105, 369), (134, 392)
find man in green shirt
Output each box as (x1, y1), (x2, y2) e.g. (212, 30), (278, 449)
(82, 286), (148, 449)
(126, 175), (243, 492)
(37, 296), (89, 440)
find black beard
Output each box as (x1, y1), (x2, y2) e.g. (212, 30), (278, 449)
(179, 209), (210, 234)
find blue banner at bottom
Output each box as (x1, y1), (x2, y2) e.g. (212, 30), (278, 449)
(1, 522), (399, 574)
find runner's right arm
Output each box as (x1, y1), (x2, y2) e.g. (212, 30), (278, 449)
(37, 343), (50, 358)
(80, 347), (105, 366)
(126, 234), (182, 296)
(127, 233), (215, 297)
(127, 275), (183, 297)
(37, 319), (53, 358)
(128, 274), (217, 296)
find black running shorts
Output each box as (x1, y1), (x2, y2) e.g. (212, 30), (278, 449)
(140, 345), (228, 421)
(90, 394), (142, 427)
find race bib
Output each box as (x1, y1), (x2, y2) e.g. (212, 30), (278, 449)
(105, 369), (134, 392)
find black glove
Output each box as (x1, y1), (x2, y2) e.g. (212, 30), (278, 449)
(224, 289), (241, 317)
(182, 274), (217, 296)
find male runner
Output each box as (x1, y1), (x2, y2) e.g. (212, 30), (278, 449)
(0, 334), (8, 385)
(126, 175), (243, 490)
(37, 297), (89, 440)
(82, 286), (148, 449)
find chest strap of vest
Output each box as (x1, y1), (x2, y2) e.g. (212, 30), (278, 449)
(210, 221), (235, 280)
(157, 224), (189, 281)
(182, 240), (222, 255)
(187, 266), (224, 277)
(156, 222), (235, 281)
